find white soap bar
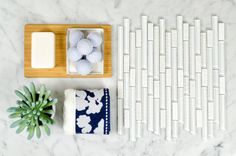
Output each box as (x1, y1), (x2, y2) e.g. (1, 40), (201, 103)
(31, 32), (55, 68)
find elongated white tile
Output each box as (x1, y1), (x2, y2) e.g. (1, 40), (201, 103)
(136, 100), (142, 138)
(178, 69), (184, 88)
(196, 55), (201, 73)
(208, 101), (214, 120)
(172, 120), (178, 138)
(183, 23), (189, 41)
(178, 88), (184, 123)
(202, 87), (208, 139)
(160, 109), (166, 128)
(212, 16), (219, 69)
(141, 15), (148, 69)
(160, 73), (166, 109)
(166, 87), (172, 140)
(142, 87), (147, 123)
(130, 32), (136, 68)
(219, 41), (225, 76)
(208, 120), (214, 138)
(159, 18), (165, 55)
(177, 16), (183, 69)
(154, 26), (160, 80)
(118, 99), (124, 135)
(148, 41), (154, 77)
(219, 23), (225, 41)
(201, 32), (207, 69)
(214, 87), (220, 126)
(196, 109), (203, 128)
(219, 76), (225, 95)
(160, 55), (166, 73)
(202, 68), (208, 87)
(154, 98), (160, 135)
(196, 73), (202, 109)
(172, 102), (178, 120)
(148, 95), (154, 131)
(219, 94), (226, 130)
(135, 47), (142, 101)
(184, 41), (189, 77)
(166, 32), (171, 68)
(213, 69), (219, 87)
(172, 48), (177, 101)
(124, 18), (130, 55)
(154, 80), (160, 99)
(124, 109), (130, 128)
(184, 95), (190, 131)
(184, 77), (190, 95)
(194, 19), (201, 55)
(124, 73), (130, 109)
(207, 30), (213, 101)
(118, 80), (124, 99)
(118, 26), (124, 80)
(129, 87), (136, 141)
(148, 22), (154, 41)
(189, 26), (195, 80)
(190, 98), (196, 134)
(190, 80), (196, 98)
(166, 68), (172, 87)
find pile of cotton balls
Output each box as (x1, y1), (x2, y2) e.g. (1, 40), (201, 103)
(68, 30), (103, 75)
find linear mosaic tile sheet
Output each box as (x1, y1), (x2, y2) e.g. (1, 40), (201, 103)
(117, 15), (226, 141)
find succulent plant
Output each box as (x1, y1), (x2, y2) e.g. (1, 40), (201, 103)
(7, 82), (57, 140)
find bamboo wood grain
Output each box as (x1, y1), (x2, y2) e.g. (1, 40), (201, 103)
(24, 24), (112, 78)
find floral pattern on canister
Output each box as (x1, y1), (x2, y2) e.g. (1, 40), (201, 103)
(75, 88), (110, 134)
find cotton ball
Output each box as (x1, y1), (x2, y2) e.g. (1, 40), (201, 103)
(69, 30), (84, 47)
(86, 49), (102, 64)
(77, 39), (93, 55)
(68, 47), (83, 62)
(87, 32), (103, 47)
(76, 59), (92, 75)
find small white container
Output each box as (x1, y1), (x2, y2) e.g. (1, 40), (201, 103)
(66, 28), (104, 75)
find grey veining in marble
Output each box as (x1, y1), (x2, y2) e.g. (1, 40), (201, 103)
(0, 0), (236, 155)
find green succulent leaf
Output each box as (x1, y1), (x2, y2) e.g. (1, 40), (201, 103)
(44, 90), (51, 101)
(16, 124), (27, 134)
(9, 113), (21, 118)
(15, 90), (27, 102)
(27, 126), (35, 140)
(43, 99), (57, 108)
(42, 110), (54, 115)
(7, 107), (18, 112)
(36, 122), (41, 139)
(10, 119), (23, 128)
(39, 85), (46, 102)
(23, 86), (32, 103)
(16, 100), (29, 107)
(29, 82), (36, 102)
(43, 124), (50, 136)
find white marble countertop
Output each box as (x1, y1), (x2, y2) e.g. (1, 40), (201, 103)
(0, 0), (236, 155)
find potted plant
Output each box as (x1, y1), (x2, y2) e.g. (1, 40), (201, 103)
(7, 82), (57, 139)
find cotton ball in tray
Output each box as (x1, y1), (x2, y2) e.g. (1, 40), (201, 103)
(87, 32), (103, 47)
(86, 49), (102, 64)
(77, 39), (93, 55)
(68, 47), (83, 62)
(69, 30), (84, 47)
(76, 59), (92, 75)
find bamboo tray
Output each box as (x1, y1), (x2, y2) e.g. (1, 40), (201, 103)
(24, 24), (112, 78)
